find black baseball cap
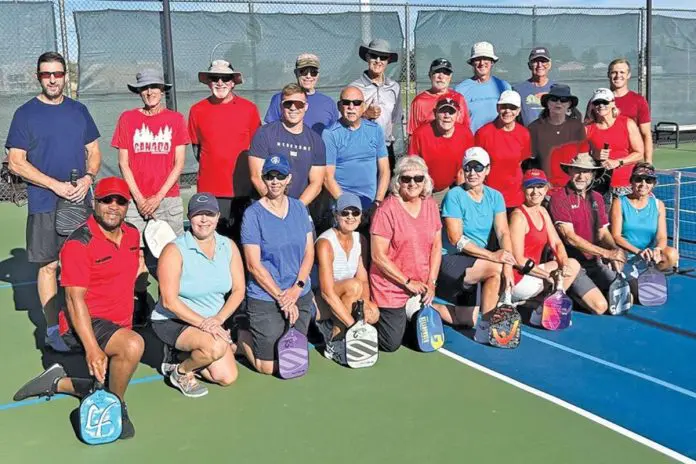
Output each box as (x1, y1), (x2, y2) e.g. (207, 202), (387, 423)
(529, 47), (551, 61)
(429, 58), (453, 74)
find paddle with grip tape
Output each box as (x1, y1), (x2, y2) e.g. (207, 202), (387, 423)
(489, 289), (521, 349)
(143, 219), (177, 258)
(542, 271), (573, 330)
(637, 262), (668, 306)
(408, 296), (445, 353)
(608, 271), (632, 315)
(79, 381), (122, 445)
(345, 300), (378, 368)
(277, 320), (309, 379)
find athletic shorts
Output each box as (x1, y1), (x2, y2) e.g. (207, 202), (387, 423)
(216, 196), (251, 242)
(244, 292), (314, 361)
(61, 317), (124, 352)
(126, 196), (185, 247)
(569, 260), (617, 298)
(26, 211), (67, 263)
(437, 254), (479, 305)
(151, 318), (189, 347)
(376, 307), (407, 352)
(511, 275), (545, 302)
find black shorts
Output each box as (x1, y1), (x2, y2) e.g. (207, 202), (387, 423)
(151, 318), (190, 347)
(27, 211), (66, 263)
(376, 307), (407, 352)
(61, 318), (123, 352)
(437, 254), (479, 305)
(216, 196), (251, 242)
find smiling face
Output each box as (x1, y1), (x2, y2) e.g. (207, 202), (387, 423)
(631, 175), (655, 198)
(335, 207), (361, 233)
(207, 75), (235, 100)
(94, 195), (129, 231)
(430, 70), (452, 92)
(569, 167), (595, 192)
(462, 161), (489, 188)
(435, 106), (456, 132)
(547, 96), (571, 118)
(295, 67), (319, 93)
(592, 99), (614, 119)
(262, 170), (291, 199)
(366, 52), (389, 77)
(139, 85), (165, 109)
(497, 103), (520, 125)
(530, 58), (551, 79)
(37, 60), (66, 100)
(523, 183), (548, 206)
(190, 211), (220, 240)
(609, 62), (631, 91)
(471, 57), (493, 79)
(339, 86), (365, 124)
(398, 168), (426, 201)
(281, 91), (307, 125)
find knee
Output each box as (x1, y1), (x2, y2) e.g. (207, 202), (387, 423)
(366, 308), (380, 325)
(568, 258), (581, 273)
(379, 338), (401, 353)
(664, 247), (679, 266)
(589, 296), (608, 315)
(211, 338), (229, 361)
(123, 332), (145, 360)
(39, 261), (59, 276)
(215, 369), (238, 387)
(256, 361), (274, 375)
(485, 263), (503, 281)
(345, 279), (363, 298)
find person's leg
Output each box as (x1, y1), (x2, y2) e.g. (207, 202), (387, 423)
(376, 307), (407, 352)
(466, 260), (503, 318)
(320, 278), (363, 339)
(569, 268), (608, 314)
(387, 143), (396, 174)
(237, 297), (284, 375)
(200, 346), (238, 386)
(13, 363), (93, 401)
(434, 255), (481, 327)
(37, 260), (59, 327)
(102, 328), (145, 400)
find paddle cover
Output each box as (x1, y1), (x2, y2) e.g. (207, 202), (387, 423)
(542, 274), (573, 330)
(415, 304), (445, 352)
(144, 219), (177, 258)
(608, 273), (632, 315)
(79, 385), (122, 445)
(489, 292), (521, 349)
(345, 321), (378, 368)
(637, 266), (667, 306)
(277, 326), (309, 379)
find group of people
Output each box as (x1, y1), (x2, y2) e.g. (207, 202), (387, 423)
(6, 41), (676, 440)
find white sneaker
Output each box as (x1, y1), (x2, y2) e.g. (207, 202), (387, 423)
(529, 305), (542, 327)
(474, 319), (490, 344)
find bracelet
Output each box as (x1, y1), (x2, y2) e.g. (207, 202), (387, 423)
(404, 278), (411, 286)
(85, 172), (96, 182)
(456, 236), (471, 252)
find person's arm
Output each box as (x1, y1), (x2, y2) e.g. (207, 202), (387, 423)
(556, 222), (622, 262)
(243, 243), (284, 300)
(609, 196), (640, 255)
(655, 199), (668, 250)
(509, 210), (550, 281)
(542, 208), (570, 269)
(154, 144), (185, 200)
(392, 84), (403, 140)
(494, 209), (516, 287)
(299, 165), (325, 205)
(371, 234), (427, 295)
(375, 157), (390, 202)
(157, 243), (209, 327)
(118, 147), (145, 209)
(316, 238), (355, 327)
(323, 165), (342, 200)
(424, 228), (442, 305)
(278, 231), (315, 310)
(69, 139), (101, 202)
(215, 240), (246, 323)
(7, 147), (76, 200)
(248, 155), (267, 197)
(624, 118), (645, 165)
(443, 216), (514, 264)
(639, 122), (653, 164)
(322, 130), (342, 199)
(356, 235), (373, 305)
(65, 286), (107, 383)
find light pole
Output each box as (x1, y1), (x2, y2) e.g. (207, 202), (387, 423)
(646, 0), (652, 105)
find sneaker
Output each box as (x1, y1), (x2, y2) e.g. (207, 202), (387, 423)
(169, 367), (208, 398)
(119, 402), (135, 439)
(529, 305), (542, 327)
(324, 338), (346, 365)
(160, 344), (177, 376)
(474, 319), (490, 345)
(13, 363), (66, 401)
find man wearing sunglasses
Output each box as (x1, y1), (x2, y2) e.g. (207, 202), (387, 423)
(351, 39), (402, 171)
(7, 51), (101, 352)
(190, 60), (261, 241)
(14, 177), (143, 439)
(249, 83), (326, 207)
(513, 47), (555, 126)
(408, 58), (470, 135)
(264, 54), (338, 135)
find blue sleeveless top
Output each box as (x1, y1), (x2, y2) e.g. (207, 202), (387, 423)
(152, 231), (233, 320)
(621, 195), (658, 251)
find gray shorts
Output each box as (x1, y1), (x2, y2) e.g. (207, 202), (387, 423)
(569, 260), (617, 298)
(26, 211), (67, 263)
(376, 307), (408, 353)
(151, 318), (189, 347)
(125, 196), (185, 247)
(437, 254), (479, 305)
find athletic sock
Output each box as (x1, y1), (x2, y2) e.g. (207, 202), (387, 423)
(474, 319), (490, 344)
(71, 378), (95, 398)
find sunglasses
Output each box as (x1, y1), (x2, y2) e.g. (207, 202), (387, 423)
(593, 100), (611, 107)
(298, 67), (319, 77)
(97, 195), (128, 206)
(432, 69), (453, 76)
(340, 209), (361, 218)
(263, 172), (288, 181)
(498, 104), (519, 111)
(400, 175), (425, 184)
(367, 53), (390, 62)
(340, 99), (364, 107)
(209, 75), (234, 83)
(548, 96), (571, 103)
(37, 71), (66, 79)
(437, 107), (457, 115)
(464, 163), (486, 173)
(631, 175), (656, 184)
(282, 100), (306, 110)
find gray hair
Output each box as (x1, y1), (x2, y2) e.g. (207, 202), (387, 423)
(389, 155), (434, 198)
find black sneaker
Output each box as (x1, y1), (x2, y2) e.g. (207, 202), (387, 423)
(13, 363), (66, 401)
(119, 402), (135, 439)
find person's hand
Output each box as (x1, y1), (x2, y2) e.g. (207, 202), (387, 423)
(140, 194), (164, 218)
(364, 301), (379, 324)
(561, 264), (572, 278)
(639, 248), (654, 263)
(503, 266), (515, 291)
(652, 247), (663, 264)
(199, 317), (222, 333)
(405, 279), (428, 296)
(602, 159), (620, 170)
(423, 281), (436, 306)
(492, 249), (517, 266)
(599, 148), (610, 161)
(278, 284), (302, 310)
(281, 303), (299, 325)
(52, 181), (78, 200)
(85, 346), (108, 384)
(364, 104), (381, 120)
(605, 248), (626, 264)
(66, 176), (92, 202)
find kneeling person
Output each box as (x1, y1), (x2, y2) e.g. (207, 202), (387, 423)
(152, 193), (245, 397)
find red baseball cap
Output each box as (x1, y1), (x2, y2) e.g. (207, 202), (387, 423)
(94, 177), (131, 201)
(522, 168), (548, 188)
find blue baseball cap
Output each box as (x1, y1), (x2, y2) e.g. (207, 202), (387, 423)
(188, 192), (220, 217)
(336, 192), (362, 212)
(262, 154), (291, 176)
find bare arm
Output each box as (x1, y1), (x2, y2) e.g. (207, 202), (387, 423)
(556, 222), (614, 260)
(66, 286), (107, 382)
(639, 122), (653, 164)
(375, 157), (390, 202)
(323, 165), (343, 200)
(299, 165), (325, 206)
(215, 240), (246, 322)
(317, 238), (354, 327)
(541, 208), (570, 267)
(155, 144), (186, 199)
(655, 199), (668, 250)
(355, 238), (373, 304)
(249, 156), (267, 197)
(118, 147), (144, 204)
(7, 147), (70, 197)
(371, 234), (410, 287)
(243, 244), (283, 301)
(509, 210), (550, 280)
(623, 118), (645, 166)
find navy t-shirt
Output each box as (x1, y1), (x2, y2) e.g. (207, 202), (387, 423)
(250, 121), (326, 199)
(264, 91), (339, 135)
(5, 97), (100, 214)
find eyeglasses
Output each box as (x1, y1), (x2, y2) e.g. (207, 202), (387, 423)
(548, 96), (571, 103)
(209, 75), (234, 83)
(463, 163), (486, 173)
(400, 175), (425, 184)
(340, 99), (364, 107)
(631, 175), (656, 185)
(298, 67), (319, 77)
(97, 195), (128, 206)
(282, 100), (306, 110)
(263, 172), (288, 181)
(531, 59), (550, 66)
(592, 100), (611, 107)
(339, 209), (361, 218)
(367, 53), (390, 62)
(37, 71), (65, 79)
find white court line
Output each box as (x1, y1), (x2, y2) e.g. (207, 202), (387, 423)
(439, 348), (696, 464)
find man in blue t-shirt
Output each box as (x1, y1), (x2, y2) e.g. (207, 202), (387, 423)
(454, 41), (511, 134)
(513, 47), (555, 126)
(249, 83), (326, 205)
(264, 54), (339, 135)
(323, 86), (390, 213)
(6, 51), (101, 352)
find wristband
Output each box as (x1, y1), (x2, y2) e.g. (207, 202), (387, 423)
(521, 259), (535, 275)
(456, 235), (471, 252)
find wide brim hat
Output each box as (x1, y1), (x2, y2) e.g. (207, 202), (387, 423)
(127, 69), (172, 93)
(359, 39), (398, 63)
(467, 41), (499, 65)
(198, 59), (244, 85)
(560, 152), (604, 175)
(541, 83), (579, 108)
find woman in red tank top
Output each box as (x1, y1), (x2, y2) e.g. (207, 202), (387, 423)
(509, 169), (580, 325)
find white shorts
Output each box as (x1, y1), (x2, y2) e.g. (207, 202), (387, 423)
(511, 275), (545, 302)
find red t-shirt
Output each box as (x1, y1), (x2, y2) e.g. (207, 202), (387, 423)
(111, 108), (189, 198)
(369, 195), (442, 308)
(407, 89), (471, 135)
(58, 216), (140, 334)
(188, 96), (261, 197)
(586, 115), (632, 187)
(512, 206), (548, 284)
(475, 121), (532, 208)
(548, 141), (583, 189)
(408, 122), (474, 191)
(615, 90), (650, 125)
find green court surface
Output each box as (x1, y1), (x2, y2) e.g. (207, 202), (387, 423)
(654, 143), (696, 170)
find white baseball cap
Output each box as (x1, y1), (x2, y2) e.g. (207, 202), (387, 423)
(591, 87), (615, 103)
(467, 41), (499, 64)
(497, 90), (521, 108)
(463, 147), (490, 167)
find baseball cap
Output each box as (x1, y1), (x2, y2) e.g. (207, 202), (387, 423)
(528, 47), (551, 61)
(463, 147), (490, 167)
(187, 192), (220, 217)
(497, 90), (521, 107)
(262, 154), (291, 176)
(435, 97), (460, 112)
(429, 58), (453, 74)
(467, 41), (499, 64)
(591, 88), (615, 103)
(295, 53), (320, 69)
(94, 177), (131, 201)
(522, 169), (549, 188)
(336, 192), (362, 212)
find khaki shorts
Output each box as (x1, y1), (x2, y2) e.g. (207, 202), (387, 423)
(125, 196), (185, 247)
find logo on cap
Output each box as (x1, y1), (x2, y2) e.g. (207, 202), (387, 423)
(196, 195), (210, 203)
(271, 156), (280, 165)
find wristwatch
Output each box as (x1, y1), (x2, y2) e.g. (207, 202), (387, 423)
(296, 280), (305, 289)
(618, 160), (625, 167)
(85, 172), (97, 183)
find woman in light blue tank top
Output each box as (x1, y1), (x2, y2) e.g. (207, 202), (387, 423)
(151, 193), (245, 398)
(610, 163), (679, 277)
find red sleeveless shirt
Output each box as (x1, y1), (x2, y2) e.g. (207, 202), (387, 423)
(513, 206), (548, 284)
(586, 115), (632, 188)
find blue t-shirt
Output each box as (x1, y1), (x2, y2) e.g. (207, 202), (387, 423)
(513, 79), (555, 126)
(322, 120), (387, 209)
(454, 76), (511, 134)
(264, 91), (339, 135)
(621, 195), (658, 251)
(5, 97), (100, 214)
(441, 185), (506, 254)
(241, 198), (314, 301)
(250, 121), (326, 199)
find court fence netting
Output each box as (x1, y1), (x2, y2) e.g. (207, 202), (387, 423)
(655, 169), (696, 270)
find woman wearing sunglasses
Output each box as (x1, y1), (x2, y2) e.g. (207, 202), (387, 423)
(369, 156), (442, 352)
(610, 163), (679, 277)
(152, 193), (245, 397)
(238, 154), (316, 375)
(315, 193), (379, 363)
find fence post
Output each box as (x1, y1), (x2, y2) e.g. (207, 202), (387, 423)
(405, 2), (411, 122)
(646, 0), (652, 105)
(57, 0), (72, 98)
(161, 0), (178, 111)
(674, 171), (682, 269)
(638, 7), (645, 95)
(532, 6), (537, 46)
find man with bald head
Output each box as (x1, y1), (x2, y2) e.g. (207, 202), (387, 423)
(322, 86), (390, 226)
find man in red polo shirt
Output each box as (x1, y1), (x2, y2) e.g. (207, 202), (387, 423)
(408, 97), (474, 205)
(14, 177), (143, 440)
(189, 60), (261, 241)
